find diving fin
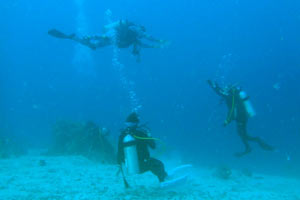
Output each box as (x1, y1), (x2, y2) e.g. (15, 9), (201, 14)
(48, 29), (74, 39)
(157, 40), (171, 49)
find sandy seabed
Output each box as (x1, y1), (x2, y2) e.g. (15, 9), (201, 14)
(0, 154), (299, 200)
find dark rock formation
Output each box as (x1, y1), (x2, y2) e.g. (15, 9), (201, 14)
(47, 120), (116, 164)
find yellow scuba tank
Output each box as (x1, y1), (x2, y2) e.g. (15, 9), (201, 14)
(239, 91), (256, 117)
(123, 134), (140, 175)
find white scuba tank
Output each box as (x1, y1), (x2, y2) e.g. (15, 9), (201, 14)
(239, 91), (256, 118)
(103, 20), (124, 31)
(123, 134), (140, 175)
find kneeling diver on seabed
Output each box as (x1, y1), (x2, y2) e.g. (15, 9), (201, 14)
(117, 112), (168, 187)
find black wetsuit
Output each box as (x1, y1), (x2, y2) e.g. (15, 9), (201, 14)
(208, 81), (273, 157)
(117, 126), (167, 182)
(115, 22), (139, 48)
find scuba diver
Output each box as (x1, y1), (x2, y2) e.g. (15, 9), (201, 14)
(207, 80), (274, 157)
(117, 112), (168, 183)
(48, 19), (169, 62)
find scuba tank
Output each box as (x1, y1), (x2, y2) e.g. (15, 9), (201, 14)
(123, 134), (140, 175)
(103, 20), (129, 32)
(239, 91), (256, 118)
(103, 20), (122, 31)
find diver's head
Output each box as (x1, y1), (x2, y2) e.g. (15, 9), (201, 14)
(125, 112), (140, 127)
(229, 85), (241, 95)
(223, 82), (240, 94)
(122, 19), (134, 27)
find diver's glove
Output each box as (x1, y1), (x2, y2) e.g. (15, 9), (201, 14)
(223, 120), (229, 127)
(207, 80), (214, 87)
(207, 79), (212, 85)
(223, 119), (233, 127)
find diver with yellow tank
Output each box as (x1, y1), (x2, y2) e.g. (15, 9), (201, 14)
(207, 80), (274, 157)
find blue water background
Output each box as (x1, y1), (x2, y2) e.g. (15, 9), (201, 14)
(1, 0), (300, 175)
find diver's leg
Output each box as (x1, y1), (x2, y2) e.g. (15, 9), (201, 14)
(92, 36), (112, 48)
(71, 36), (98, 50)
(235, 122), (252, 157)
(73, 35), (112, 50)
(48, 30), (109, 50)
(144, 158), (168, 182)
(246, 135), (274, 151)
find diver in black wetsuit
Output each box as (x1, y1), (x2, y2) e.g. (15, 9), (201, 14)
(207, 80), (274, 157)
(48, 20), (168, 62)
(117, 112), (168, 182)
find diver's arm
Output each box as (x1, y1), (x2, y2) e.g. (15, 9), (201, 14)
(207, 80), (227, 97)
(139, 34), (169, 49)
(142, 33), (162, 43)
(147, 137), (156, 149)
(131, 43), (141, 62)
(136, 131), (156, 149)
(147, 134), (156, 149)
(138, 42), (157, 48)
(136, 40), (162, 49)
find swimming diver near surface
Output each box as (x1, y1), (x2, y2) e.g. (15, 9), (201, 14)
(117, 112), (168, 183)
(48, 19), (169, 62)
(207, 80), (274, 157)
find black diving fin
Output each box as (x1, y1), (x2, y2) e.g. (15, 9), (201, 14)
(48, 29), (74, 39)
